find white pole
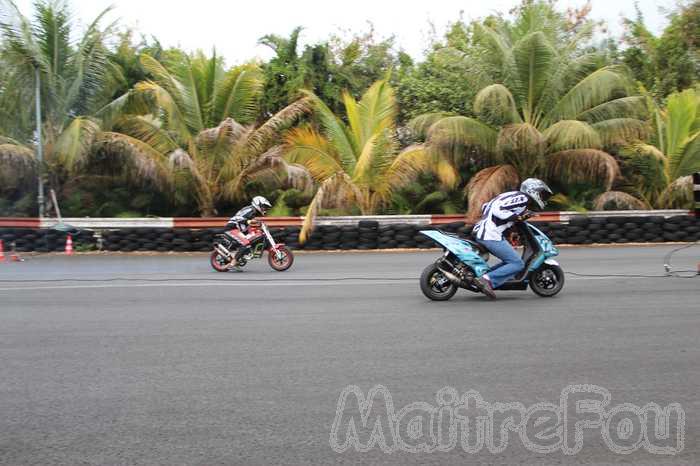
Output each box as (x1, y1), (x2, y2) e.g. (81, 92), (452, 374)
(35, 66), (44, 218)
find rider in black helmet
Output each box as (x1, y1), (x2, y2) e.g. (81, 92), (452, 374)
(471, 178), (553, 299)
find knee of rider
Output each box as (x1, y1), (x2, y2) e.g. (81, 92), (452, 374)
(513, 257), (525, 270)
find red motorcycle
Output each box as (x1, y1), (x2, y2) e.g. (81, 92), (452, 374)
(210, 220), (294, 272)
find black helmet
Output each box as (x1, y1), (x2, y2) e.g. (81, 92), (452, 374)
(520, 178), (553, 209)
(251, 196), (272, 215)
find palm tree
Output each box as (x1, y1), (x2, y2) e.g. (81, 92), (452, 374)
(601, 88), (700, 209)
(284, 79), (443, 241)
(0, 0), (116, 206)
(410, 17), (648, 217)
(98, 52), (312, 216)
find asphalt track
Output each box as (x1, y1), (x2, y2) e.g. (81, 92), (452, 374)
(0, 245), (698, 465)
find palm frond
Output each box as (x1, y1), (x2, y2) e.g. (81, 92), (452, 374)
(299, 172), (359, 242)
(355, 79), (397, 147)
(301, 90), (357, 173)
(172, 56), (206, 134)
(115, 115), (180, 155)
(674, 132), (700, 178)
(465, 164), (520, 220)
(578, 96), (648, 123)
(196, 117), (248, 149)
(283, 126), (343, 181)
(434, 157), (459, 189)
(618, 143), (668, 200)
(544, 66), (633, 125)
(426, 116), (498, 163)
(658, 176), (694, 209)
(54, 116), (101, 173)
(139, 54), (184, 108)
(130, 81), (191, 141)
(472, 24), (519, 92)
(97, 132), (173, 190)
(593, 191), (650, 210)
(406, 113), (451, 141)
(547, 149), (620, 190)
(496, 123), (545, 174)
(213, 66), (263, 125)
(591, 118), (649, 147)
(222, 145), (312, 201)
(373, 144), (432, 205)
(351, 132), (381, 185)
(243, 147), (313, 194)
(512, 31), (555, 123)
(663, 89), (699, 179)
(474, 84), (522, 125)
(537, 53), (602, 117)
(245, 97), (312, 159)
(543, 120), (601, 152)
(0, 141), (36, 189)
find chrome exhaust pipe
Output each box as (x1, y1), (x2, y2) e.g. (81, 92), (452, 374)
(214, 244), (232, 258)
(437, 265), (462, 285)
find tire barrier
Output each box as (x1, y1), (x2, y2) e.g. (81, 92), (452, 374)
(1, 215), (698, 253)
(0, 228), (96, 253)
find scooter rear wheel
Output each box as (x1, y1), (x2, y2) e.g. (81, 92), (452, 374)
(420, 264), (458, 301)
(529, 264), (565, 297)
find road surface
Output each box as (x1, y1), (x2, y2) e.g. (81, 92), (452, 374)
(0, 246), (698, 465)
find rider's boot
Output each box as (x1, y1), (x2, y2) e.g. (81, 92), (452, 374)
(475, 274), (497, 299)
(235, 245), (251, 265)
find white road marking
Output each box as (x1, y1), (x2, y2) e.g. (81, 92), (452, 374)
(0, 275), (664, 292)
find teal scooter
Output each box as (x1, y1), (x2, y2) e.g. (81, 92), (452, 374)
(419, 221), (564, 300)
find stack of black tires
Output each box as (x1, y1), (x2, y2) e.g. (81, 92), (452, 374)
(1, 215), (698, 252)
(273, 221), (473, 250)
(532, 215), (700, 244)
(101, 228), (223, 252)
(0, 228), (96, 252)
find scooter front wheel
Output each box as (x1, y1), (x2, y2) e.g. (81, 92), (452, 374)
(529, 264), (565, 297)
(420, 264), (458, 301)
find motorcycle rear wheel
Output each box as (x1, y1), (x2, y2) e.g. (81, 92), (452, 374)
(529, 264), (565, 297)
(420, 264), (458, 301)
(268, 246), (294, 271)
(210, 250), (232, 272)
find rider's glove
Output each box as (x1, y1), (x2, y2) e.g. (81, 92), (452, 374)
(516, 211), (534, 222)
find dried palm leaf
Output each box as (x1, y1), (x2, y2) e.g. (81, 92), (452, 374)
(593, 191), (650, 210)
(465, 164), (520, 220)
(658, 176), (693, 209)
(547, 149), (620, 190)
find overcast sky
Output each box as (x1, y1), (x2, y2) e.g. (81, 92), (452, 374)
(12, 0), (676, 65)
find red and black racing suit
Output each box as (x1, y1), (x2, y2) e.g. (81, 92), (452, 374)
(225, 205), (259, 261)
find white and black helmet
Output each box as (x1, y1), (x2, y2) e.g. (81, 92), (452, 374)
(519, 178), (553, 210)
(251, 196), (272, 215)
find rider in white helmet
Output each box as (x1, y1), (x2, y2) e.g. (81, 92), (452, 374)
(471, 178), (553, 299)
(225, 196), (272, 262)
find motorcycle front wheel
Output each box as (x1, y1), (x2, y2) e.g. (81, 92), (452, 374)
(210, 250), (232, 272)
(529, 264), (565, 297)
(420, 264), (458, 301)
(268, 246), (294, 271)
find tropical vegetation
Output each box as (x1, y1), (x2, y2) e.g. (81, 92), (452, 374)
(408, 5), (649, 217)
(1, 0), (698, 228)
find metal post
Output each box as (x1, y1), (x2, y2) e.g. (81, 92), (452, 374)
(35, 66), (44, 218)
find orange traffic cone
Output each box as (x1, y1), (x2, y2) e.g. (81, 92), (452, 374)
(0, 240), (5, 262)
(65, 234), (74, 255)
(10, 242), (23, 262)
